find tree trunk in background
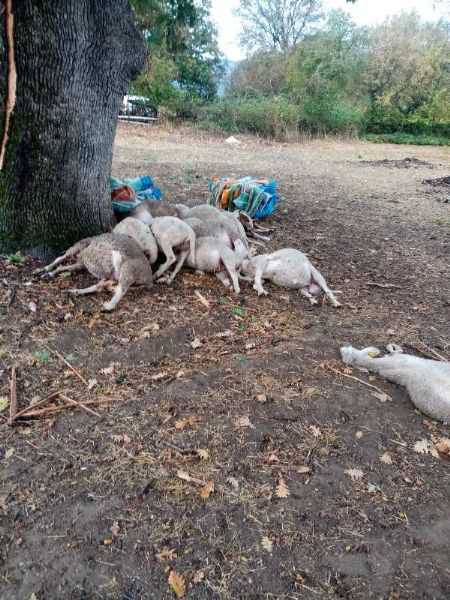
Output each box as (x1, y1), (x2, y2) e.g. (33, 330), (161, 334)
(0, 0), (146, 258)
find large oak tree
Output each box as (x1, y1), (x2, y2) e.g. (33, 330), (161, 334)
(0, 0), (146, 259)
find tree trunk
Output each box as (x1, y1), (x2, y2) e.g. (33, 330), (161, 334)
(0, 0), (146, 259)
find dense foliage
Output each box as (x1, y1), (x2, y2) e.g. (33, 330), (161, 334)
(130, 0), (223, 115)
(203, 10), (450, 140)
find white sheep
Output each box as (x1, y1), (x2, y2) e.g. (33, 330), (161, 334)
(149, 216), (196, 284)
(340, 344), (450, 423)
(113, 217), (158, 264)
(35, 233), (153, 311)
(130, 199), (182, 222)
(178, 204), (249, 250)
(185, 237), (249, 294)
(240, 248), (341, 307)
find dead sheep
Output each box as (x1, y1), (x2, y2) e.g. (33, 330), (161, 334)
(113, 217), (158, 264)
(240, 248), (341, 307)
(340, 344), (450, 423)
(35, 233), (153, 311)
(185, 236), (249, 294)
(177, 204), (249, 250)
(149, 216), (196, 284)
(130, 199), (182, 222)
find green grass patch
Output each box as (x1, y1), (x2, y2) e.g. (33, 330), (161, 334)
(363, 132), (450, 146)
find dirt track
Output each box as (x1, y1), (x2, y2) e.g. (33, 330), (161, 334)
(1, 124), (449, 599)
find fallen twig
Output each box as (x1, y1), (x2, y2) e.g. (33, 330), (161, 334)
(194, 290), (210, 310)
(44, 345), (89, 386)
(326, 365), (392, 400)
(14, 397), (114, 420)
(8, 366), (17, 426)
(418, 341), (448, 362)
(59, 393), (101, 418)
(11, 391), (60, 422)
(366, 282), (402, 289)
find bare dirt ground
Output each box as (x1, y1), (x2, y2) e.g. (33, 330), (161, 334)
(1, 124), (450, 600)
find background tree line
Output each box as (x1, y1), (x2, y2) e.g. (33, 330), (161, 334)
(131, 1), (450, 143)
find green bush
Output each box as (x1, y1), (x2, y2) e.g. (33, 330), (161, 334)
(198, 97), (299, 139)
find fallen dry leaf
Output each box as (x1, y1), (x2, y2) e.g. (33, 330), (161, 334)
(157, 547), (177, 562)
(261, 536), (273, 553)
(176, 470), (206, 486)
(355, 431), (364, 439)
(100, 365), (115, 376)
(150, 372), (167, 381)
(200, 480), (215, 500)
(275, 476), (290, 498)
(297, 466), (311, 474)
(435, 437), (450, 460)
(175, 415), (201, 430)
(28, 301), (37, 313)
(194, 290), (210, 309)
(0, 396), (9, 412)
(112, 434), (131, 445)
(193, 570), (205, 584)
(345, 468), (364, 482)
(5, 448), (14, 460)
(235, 415), (254, 429)
(196, 448), (210, 461)
(103, 538), (113, 545)
(413, 439), (438, 457)
(190, 337), (202, 349)
(309, 425), (322, 438)
(168, 570), (186, 598)
(87, 378), (97, 391)
(380, 452), (393, 465)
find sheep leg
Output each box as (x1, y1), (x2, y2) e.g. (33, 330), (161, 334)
(253, 262), (268, 296)
(216, 271), (231, 288)
(165, 249), (189, 285)
(311, 266), (341, 308)
(103, 266), (135, 312)
(153, 243), (176, 280)
(34, 238), (93, 274)
(221, 257), (240, 295)
(69, 279), (111, 296)
(300, 288), (318, 305)
(43, 262), (84, 278)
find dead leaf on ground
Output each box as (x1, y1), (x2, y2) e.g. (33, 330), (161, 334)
(413, 439), (438, 457)
(112, 434), (131, 445)
(100, 365), (115, 376)
(175, 415), (201, 430)
(190, 337), (202, 349)
(110, 521), (120, 537)
(5, 448), (14, 460)
(435, 438), (450, 460)
(200, 480), (214, 500)
(261, 536), (273, 553)
(297, 466), (311, 474)
(168, 570), (186, 598)
(345, 468), (364, 481)
(193, 570), (205, 584)
(380, 452), (393, 465)
(156, 547), (177, 562)
(150, 372), (168, 381)
(0, 396), (9, 412)
(309, 425), (322, 438)
(196, 448), (210, 461)
(275, 476), (290, 498)
(235, 415), (255, 429)
(176, 470), (206, 486)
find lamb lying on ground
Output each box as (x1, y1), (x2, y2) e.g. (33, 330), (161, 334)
(240, 248), (341, 307)
(177, 204), (249, 250)
(113, 217), (158, 264)
(34, 233), (153, 311)
(185, 237), (249, 294)
(340, 344), (450, 423)
(130, 199), (181, 222)
(148, 216), (196, 284)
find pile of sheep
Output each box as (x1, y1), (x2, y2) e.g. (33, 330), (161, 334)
(35, 199), (340, 312)
(34, 199), (450, 423)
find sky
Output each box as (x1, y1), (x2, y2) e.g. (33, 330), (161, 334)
(210, 0), (449, 62)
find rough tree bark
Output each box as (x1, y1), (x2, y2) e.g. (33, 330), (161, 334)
(0, 0), (146, 258)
